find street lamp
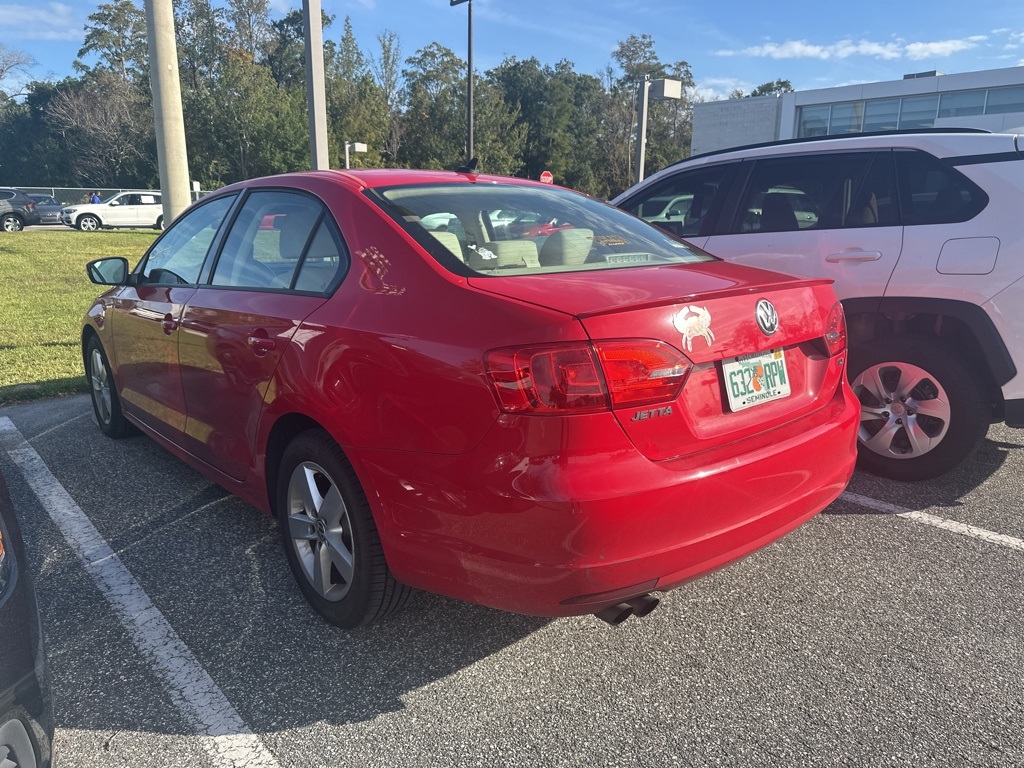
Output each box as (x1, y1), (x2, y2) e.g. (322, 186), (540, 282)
(634, 77), (682, 185)
(344, 141), (367, 169)
(450, 0), (473, 164)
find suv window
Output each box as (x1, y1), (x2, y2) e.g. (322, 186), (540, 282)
(620, 164), (732, 238)
(734, 151), (894, 234)
(0, 191), (14, 201)
(895, 150), (987, 225)
(211, 190), (336, 291)
(140, 195), (236, 285)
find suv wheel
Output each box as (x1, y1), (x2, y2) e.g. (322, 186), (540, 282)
(1, 214), (23, 232)
(77, 214), (100, 232)
(848, 335), (987, 481)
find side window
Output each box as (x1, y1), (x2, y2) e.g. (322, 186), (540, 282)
(120, 194), (140, 206)
(211, 190), (325, 291)
(0, 191), (13, 201)
(140, 195), (236, 285)
(735, 152), (885, 234)
(895, 150), (988, 225)
(139, 194), (159, 206)
(293, 221), (347, 293)
(621, 164), (732, 238)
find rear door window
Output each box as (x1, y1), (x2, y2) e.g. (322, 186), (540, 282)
(211, 190), (346, 293)
(732, 152), (893, 233)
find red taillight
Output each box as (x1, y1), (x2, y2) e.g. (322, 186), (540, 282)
(485, 340), (690, 414)
(824, 301), (847, 356)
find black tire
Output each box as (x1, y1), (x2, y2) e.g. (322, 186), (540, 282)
(155, 215), (163, 230)
(1, 213), (24, 232)
(848, 335), (987, 481)
(85, 335), (135, 438)
(276, 430), (410, 628)
(78, 214), (100, 232)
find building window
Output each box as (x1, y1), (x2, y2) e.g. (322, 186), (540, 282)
(862, 99), (901, 132)
(797, 105), (830, 137)
(897, 94), (939, 129)
(939, 90), (985, 118)
(985, 85), (1024, 115)
(829, 102), (864, 134)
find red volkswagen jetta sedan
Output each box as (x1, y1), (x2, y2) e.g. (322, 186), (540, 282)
(82, 169), (858, 628)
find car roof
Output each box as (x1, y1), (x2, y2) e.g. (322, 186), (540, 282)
(218, 168), (550, 196)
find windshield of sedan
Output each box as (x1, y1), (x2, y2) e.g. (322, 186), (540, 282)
(369, 183), (714, 276)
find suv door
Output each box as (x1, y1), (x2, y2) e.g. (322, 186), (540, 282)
(703, 151), (904, 301)
(105, 194), (137, 227)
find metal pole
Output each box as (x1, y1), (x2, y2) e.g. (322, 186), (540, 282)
(302, 0), (329, 170)
(344, 143), (350, 169)
(467, 0), (474, 163)
(145, 0), (191, 225)
(634, 76), (651, 185)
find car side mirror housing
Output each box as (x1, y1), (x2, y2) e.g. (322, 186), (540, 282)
(109, 200), (119, 206)
(86, 257), (130, 286)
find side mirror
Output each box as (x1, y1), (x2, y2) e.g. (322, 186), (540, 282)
(86, 257), (129, 286)
(109, 200), (120, 206)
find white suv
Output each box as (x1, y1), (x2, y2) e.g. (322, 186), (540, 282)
(615, 129), (1024, 480)
(60, 191), (164, 231)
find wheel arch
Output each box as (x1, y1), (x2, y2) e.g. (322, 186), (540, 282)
(263, 412), (336, 516)
(843, 296), (1015, 416)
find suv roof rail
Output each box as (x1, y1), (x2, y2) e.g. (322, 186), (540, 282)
(681, 127), (994, 166)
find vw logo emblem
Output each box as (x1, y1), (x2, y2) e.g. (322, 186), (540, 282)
(755, 299), (779, 336)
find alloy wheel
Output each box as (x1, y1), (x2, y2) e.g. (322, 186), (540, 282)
(90, 347), (112, 425)
(285, 461), (355, 601)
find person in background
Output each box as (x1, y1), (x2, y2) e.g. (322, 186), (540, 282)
(90, 191), (101, 203)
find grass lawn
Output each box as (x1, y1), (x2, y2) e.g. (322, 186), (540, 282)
(0, 229), (159, 405)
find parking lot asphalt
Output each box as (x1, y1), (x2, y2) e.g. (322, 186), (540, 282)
(1, 393), (1022, 767)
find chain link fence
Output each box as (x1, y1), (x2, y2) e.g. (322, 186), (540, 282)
(16, 187), (204, 205)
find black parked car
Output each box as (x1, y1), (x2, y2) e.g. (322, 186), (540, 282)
(26, 195), (64, 226)
(0, 189), (40, 232)
(0, 471), (53, 768)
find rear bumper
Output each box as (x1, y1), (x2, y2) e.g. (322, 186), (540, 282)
(354, 382), (859, 617)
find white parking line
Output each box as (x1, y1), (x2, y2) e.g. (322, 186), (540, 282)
(840, 491), (1024, 552)
(0, 417), (282, 768)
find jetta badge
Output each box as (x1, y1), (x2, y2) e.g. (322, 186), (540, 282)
(673, 305), (715, 352)
(755, 299), (779, 336)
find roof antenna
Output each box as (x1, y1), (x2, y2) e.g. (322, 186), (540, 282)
(455, 157), (478, 174)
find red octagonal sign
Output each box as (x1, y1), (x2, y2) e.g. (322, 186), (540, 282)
(539, 170), (553, 184)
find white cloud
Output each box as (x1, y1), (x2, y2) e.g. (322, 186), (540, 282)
(0, 2), (82, 41)
(716, 35), (990, 62)
(690, 77), (752, 102)
(905, 37), (985, 60)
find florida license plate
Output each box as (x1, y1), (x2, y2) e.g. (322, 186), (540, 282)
(723, 348), (791, 412)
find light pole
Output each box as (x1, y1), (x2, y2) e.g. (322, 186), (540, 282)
(634, 77), (682, 185)
(302, 0), (329, 170)
(450, 0), (473, 164)
(344, 142), (367, 169)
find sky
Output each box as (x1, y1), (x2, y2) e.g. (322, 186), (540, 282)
(1, 0), (1022, 99)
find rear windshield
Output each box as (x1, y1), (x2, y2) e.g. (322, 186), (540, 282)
(368, 183), (714, 276)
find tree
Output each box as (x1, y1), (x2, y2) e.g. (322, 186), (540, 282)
(74, 0), (148, 83)
(0, 43), (34, 99)
(175, 0), (229, 90)
(227, 0), (271, 61)
(371, 30), (404, 164)
(747, 79), (794, 98)
(47, 72), (155, 186)
(399, 43), (465, 170)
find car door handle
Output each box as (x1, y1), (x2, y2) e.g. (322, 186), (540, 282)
(247, 335), (276, 355)
(825, 250), (883, 263)
(161, 314), (178, 334)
